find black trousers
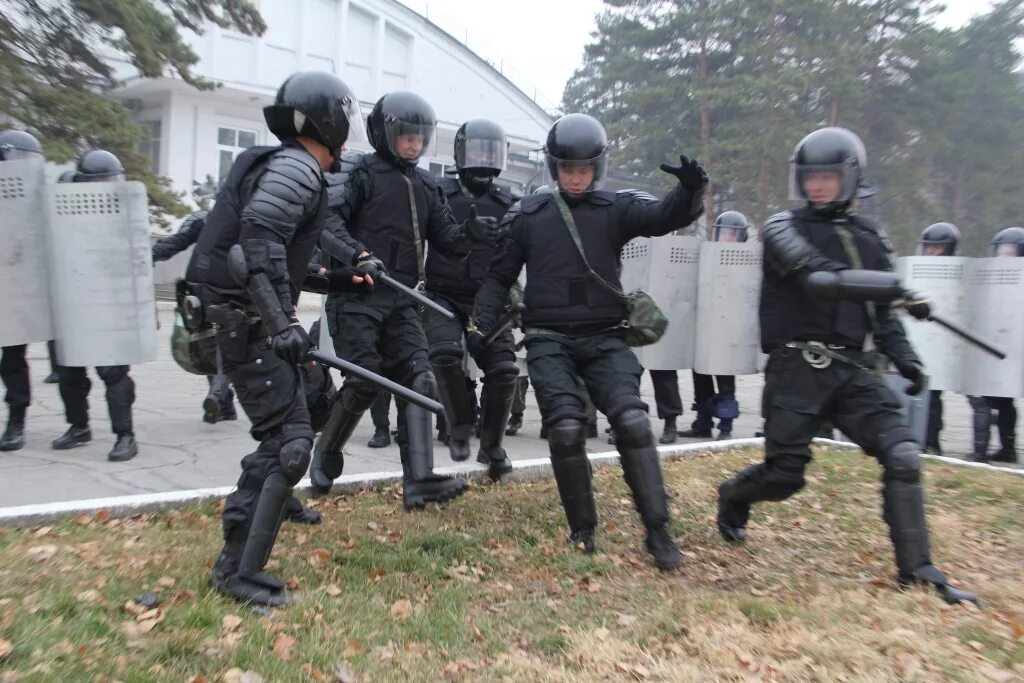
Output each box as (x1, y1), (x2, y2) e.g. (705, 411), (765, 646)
(57, 364), (135, 435)
(1, 345), (29, 421)
(648, 369), (682, 420)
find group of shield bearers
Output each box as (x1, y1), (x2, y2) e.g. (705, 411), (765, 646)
(3, 66), (997, 609)
(0, 138), (140, 462)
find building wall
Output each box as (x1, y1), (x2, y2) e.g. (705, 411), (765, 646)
(113, 0), (551, 210)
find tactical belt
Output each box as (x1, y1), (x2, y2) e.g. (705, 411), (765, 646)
(784, 341), (875, 372)
(525, 321), (627, 339)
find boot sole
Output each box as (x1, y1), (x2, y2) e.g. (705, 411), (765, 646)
(403, 481), (470, 509)
(52, 438), (92, 450)
(0, 441), (25, 452)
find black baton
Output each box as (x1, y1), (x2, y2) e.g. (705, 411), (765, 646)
(926, 314), (1007, 360)
(307, 349), (444, 414)
(378, 273), (456, 320)
(483, 303), (527, 346)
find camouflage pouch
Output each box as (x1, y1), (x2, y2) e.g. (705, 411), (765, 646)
(170, 312), (218, 375)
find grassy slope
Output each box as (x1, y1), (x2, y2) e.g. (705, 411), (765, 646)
(0, 447), (1022, 682)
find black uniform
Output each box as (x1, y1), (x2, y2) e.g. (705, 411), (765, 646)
(683, 371), (737, 436)
(716, 205), (975, 603)
(311, 151), (474, 507)
(424, 177), (519, 475)
(0, 345), (29, 450)
(473, 179), (704, 567)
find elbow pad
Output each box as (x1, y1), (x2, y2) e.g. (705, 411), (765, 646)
(803, 269), (902, 303)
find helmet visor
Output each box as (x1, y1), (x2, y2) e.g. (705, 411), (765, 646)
(0, 145), (43, 161)
(77, 172), (126, 182)
(714, 226), (748, 243)
(337, 95), (366, 147)
(788, 161), (859, 203)
(545, 152), (608, 194)
(457, 137), (507, 171)
(384, 118), (434, 164)
(992, 243), (1022, 257)
(918, 239), (953, 256)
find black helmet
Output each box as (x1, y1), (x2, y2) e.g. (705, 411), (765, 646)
(989, 227), (1024, 257)
(75, 150), (125, 182)
(713, 210), (750, 242)
(263, 71), (365, 156)
(544, 113), (608, 197)
(454, 118), (507, 193)
(789, 127), (873, 210)
(367, 91), (436, 167)
(57, 170), (78, 183)
(0, 129), (43, 161)
(918, 222), (960, 256)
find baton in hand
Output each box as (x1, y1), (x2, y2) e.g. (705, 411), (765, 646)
(924, 312), (1006, 360)
(307, 348), (443, 414)
(482, 303), (526, 346)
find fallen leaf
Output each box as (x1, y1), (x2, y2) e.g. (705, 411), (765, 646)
(333, 663), (357, 683)
(616, 613), (638, 627)
(342, 639), (363, 658)
(595, 627), (610, 641)
(390, 599), (413, 619)
(156, 576), (175, 588)
(95, 509), (112, 523)
(0, 639), (11, 660)
(187, 675), (207, 683)
(27, 545), (57, 562)
(325, 584), (342, 597)
(222, 615), (243, 633)
(272, 633), (297, 660)
(631, 664), (650, 680)
(309, 548), (331, 564)
(368, 568), (385, 581)
(76, 589), (102, 605)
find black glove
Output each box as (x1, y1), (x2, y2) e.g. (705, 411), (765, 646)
(271, 322), (310, 366)
(659, 155), (708, 191)
(895, 360), (927, 396)
(355, 254), (385, 279)
(902, 293), (931, 321)
(465, 329), (487, 357)
(466, 205), (503, 244)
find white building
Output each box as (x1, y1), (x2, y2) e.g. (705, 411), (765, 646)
(113, 0), (554, 213)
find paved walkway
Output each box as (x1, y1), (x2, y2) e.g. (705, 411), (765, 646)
(0, 302), (1015, 510)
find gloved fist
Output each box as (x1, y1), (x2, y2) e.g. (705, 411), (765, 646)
(465, 329), (487, 357)
(903, 293), (931, 321)
(271, 322), (310, 366)
(659, 155), (708, 191)
(355, 254), (385, 279)
(896, 361), (927, 396)
(466, 205), (504, 244)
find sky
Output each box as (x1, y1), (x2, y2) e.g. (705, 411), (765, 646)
(397, 0), (996, 109)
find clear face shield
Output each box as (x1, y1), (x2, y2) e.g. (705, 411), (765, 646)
(458, 137), (507, 171)
(919, 240), (952, 256)
(546, 153), (608, 196)
(334, 95), (366, 149)
(0, 145), (43, 162)
(714, 226), (748, 243)
(384, 117), (435, 164)
(78, 172), (126, 182)
(788, 161), (859, 205)
(993, 243), (1022, 257)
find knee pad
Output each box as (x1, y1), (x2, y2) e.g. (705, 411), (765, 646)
(763, 457), (807, 496)
(96, 365), (130, 384)
(428, 342), (463, 367)
(341, 383), (378, 413)
(548, 419), (586, 453)
(612, 408), (654, 448)
(278, 423), (314, 484)
(484, 360), (519, 385)
(884, 441), (922, 484)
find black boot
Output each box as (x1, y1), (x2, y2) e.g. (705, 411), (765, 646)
(659, 417), (677, 445)
(367, 426), (391, 448)
(52, 425), (91, 450)
(586, 422), (598, 439)
(716, 468), (762, 542)
(615, 409), (681, 570)
(505, 414), (522, 436)
(283, 496), (321, 525)
(992, 433), (1016, 463)
(401, 392), (469, 509)
(549, 420), (598, 553)
(476, 376), (516, 480)
(108, 433), (138, 462)
(224, 472), (293, 606)
(432, 358), (475, 462)
(44, 371), (60, 384)
(968, 397), (992, 462)
(0, 420), (25, 452)
(899, 564), (979, 606)
(679, 401), (713, 438)
(209, 515), (289, 607)
(309, 392), (367, 494)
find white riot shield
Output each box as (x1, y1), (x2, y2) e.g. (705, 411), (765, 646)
(693, 242), (763, 375)
(620, 235), (701, 369)
(0, 159), (54, 346)
(962, 257), (1024, 398)
(896, 256), (968, 392)
(46, 181), (156, 366)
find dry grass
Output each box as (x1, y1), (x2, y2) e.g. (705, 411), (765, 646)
(0, 447), (1022, 682)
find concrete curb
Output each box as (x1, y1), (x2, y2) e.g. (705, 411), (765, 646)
(1, 437), (1019, 527)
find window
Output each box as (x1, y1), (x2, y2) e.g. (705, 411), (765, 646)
(428, 162), (451, 177)
(136, 121), (161, 174)
(217, 126), (258, 181)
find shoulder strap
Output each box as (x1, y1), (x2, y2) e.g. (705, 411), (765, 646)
(551, 191), (624, 299)
(400, 174), (426, 285)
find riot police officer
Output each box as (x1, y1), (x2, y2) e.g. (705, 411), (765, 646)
(423, 118), (519, 478)
(311, 91), (500, 507)
(967, 227), (1024, 463)
(680, 211), (750, 440)
(472, 113), (707, 569)
(716, 127), (976, 604)
(184, 71), (363, 605)
(915, 222), (961, 455)
(0, 129), (45, 452)
(52, 150), (140, 462)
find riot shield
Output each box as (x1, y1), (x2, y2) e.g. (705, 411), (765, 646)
(896, 256), (969, 392)
(693, 242), (763, 375)
(961, 257), (1024, 398)
(620, 235), (700, 369)
(0, 158), (54, 346)
(46, 181), (156, 366)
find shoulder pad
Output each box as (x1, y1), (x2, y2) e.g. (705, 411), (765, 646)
(764, 210), (795, 228)
(489, 184), (514, 206)
(437, 176), (461, 197)
(853, 215), (896, 254)
(263, 148), (322, 191)
(243, 151), (323, 230)
(588, 190), (616, 205)
(520, 192), (552, 215)
(499, 200), (523, 228)
(616, 189), (657, 204)
(324, 153), (366, 208)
